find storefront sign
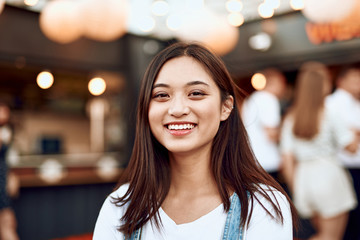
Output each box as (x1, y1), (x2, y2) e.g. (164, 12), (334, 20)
(305, 22), (360, 44)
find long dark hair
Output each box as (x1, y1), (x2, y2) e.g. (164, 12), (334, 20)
(114, 42), (297, 236)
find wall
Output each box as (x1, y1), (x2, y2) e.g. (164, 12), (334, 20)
(13, 111), (90, 155)
(13, 183), (116, 240)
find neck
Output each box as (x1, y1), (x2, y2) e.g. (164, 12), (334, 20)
(168, 148), (217, 196)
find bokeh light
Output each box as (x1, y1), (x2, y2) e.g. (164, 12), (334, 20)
(39, 0), (82, 44)
(88, 77), (106, 96)
(138, 16), (156, 32)
(151, 0), (169, 16)
(290, 0), (304, 10)
(166, 14), (183, 31)
(249, 32), (272, 51)
(80, 0), (128, 42)
(24, 0), (39, 7)
(36, 71), (54, 89)
(226, 0), (243, 13)
(265, 0), (280, 10)
(258, 2), (274, 18)
(227, 12), (244, 27)
(251, 73), (267, 90)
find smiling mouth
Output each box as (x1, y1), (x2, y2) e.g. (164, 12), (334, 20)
(166, 123), (196, 130)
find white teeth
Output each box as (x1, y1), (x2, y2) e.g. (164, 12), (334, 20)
(167, 124), (195, 130)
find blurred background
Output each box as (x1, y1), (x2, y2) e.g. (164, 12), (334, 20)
(0, 0), (359, 239)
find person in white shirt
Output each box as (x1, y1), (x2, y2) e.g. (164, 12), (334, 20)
(93, 43), (297, 240)
(326, 65), (360, 240)
(242, 68), (286, 181)
(281, 62), (358, 240)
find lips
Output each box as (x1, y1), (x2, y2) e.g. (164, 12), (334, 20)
(164, 122), (197, 136)
(167, 123), (195, 130)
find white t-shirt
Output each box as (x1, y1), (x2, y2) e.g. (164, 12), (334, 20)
(93, 184), (293, 240)
(326, 89), (360, 168)
(242, 91), (281, 172)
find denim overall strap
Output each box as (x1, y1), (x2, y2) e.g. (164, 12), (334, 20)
(124, 228), (142, 240)
(222, 193), (244, 240)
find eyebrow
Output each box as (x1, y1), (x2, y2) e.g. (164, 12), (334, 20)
(152, 81), (210, 89)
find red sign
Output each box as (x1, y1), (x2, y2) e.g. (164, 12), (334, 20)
(305, 22), (360, 45)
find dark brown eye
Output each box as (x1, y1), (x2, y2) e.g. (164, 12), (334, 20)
(153, 92), (169, 99)
(189, 91), (207, 97)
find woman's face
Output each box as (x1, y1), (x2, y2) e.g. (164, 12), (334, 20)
(148, 56), (232, 155)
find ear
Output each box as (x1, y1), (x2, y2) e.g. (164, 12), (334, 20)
(220, 95), (234, 121)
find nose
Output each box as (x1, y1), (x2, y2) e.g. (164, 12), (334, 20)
(168, 96), (190, 117)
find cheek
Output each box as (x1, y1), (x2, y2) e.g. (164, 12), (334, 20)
(148, 103), (163, 130)
(148, 104), (156, 126)
(198, 104), (223, 126)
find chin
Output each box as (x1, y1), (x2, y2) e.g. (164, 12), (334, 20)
(162, 142), (200, 154)
(165, 146), (195, 154)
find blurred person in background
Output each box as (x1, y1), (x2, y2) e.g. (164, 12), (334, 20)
(280, 62), (358, 240)
(241, 68), (287, 183)
(0, 102), (19, 240)
(326, 65), (360, 240)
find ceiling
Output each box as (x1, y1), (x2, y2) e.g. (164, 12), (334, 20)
(0, 0), (299, 111)
(6, 0), (295, 17)
(4, 0), (296, 39)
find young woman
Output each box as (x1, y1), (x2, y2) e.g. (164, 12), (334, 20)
(93, 42), (297, 240)
(280, 62), (358, 240)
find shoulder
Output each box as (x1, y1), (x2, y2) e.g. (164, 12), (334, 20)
(326, 90), (351, 107)
(245, 185), (293, 239)
(93, 183), (130, 240)
(249, 184), (292, 228)
(110, 183), (130, 198)
(252, 91), (277, 102)
(99, 183), (131, 222)
(252, 184), (289, 212)
(100, 183), (130, 218)
(244, 92), (278, 113)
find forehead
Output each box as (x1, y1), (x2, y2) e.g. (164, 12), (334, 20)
(154, 56), (215, 86)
